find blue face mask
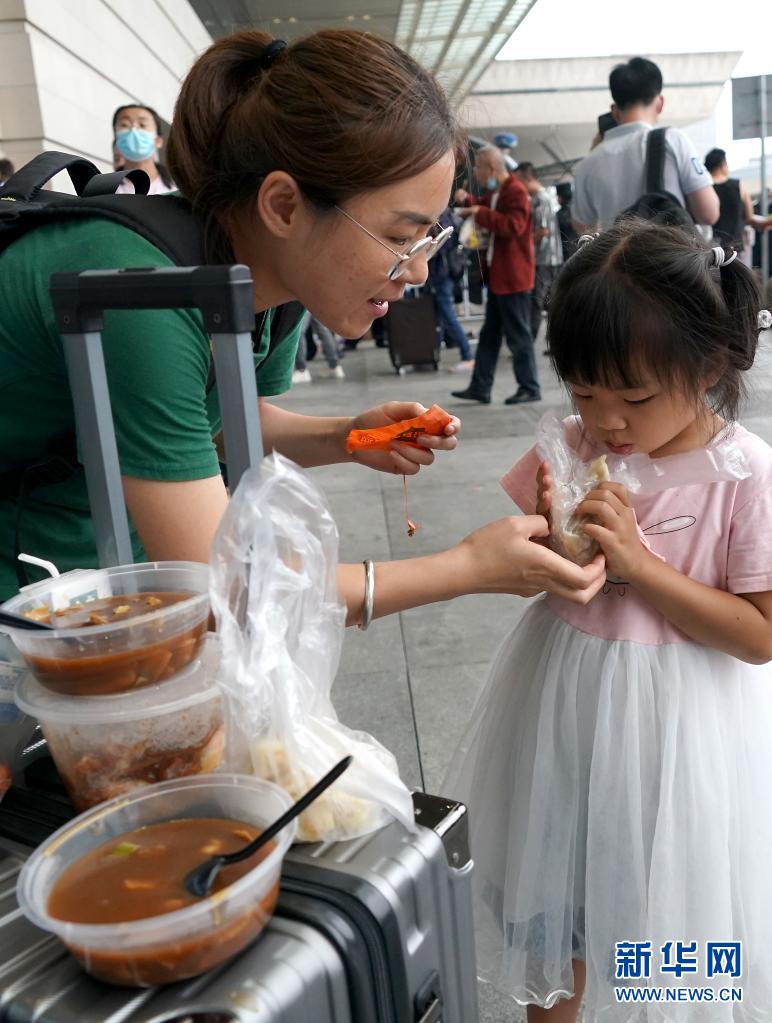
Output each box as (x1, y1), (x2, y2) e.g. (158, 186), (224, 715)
(485, 176), (498, 191)
(115, 127), (157, 162)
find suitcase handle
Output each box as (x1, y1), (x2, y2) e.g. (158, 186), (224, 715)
(49, 265), (255, 335)
(416, 997), (443, 1023)
(49, 265), (261, 568)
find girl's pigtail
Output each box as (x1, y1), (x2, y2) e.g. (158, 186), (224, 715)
(711, 247), (762, 373)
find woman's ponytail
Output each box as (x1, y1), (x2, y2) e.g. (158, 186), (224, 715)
(165, 29), (463, 261)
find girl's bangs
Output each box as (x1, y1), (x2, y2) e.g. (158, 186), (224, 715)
(548, 270), (678, 391)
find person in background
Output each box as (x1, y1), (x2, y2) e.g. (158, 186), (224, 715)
(704, 147), (772, 264)
(493, 131), (518, 172)
(452, 146), (538, 406)
(0, 159), (14, 186)
(113, 104), (175, 194)
(555, 182), (578, 261)
(428, 208), (475, 372)
(516, 161), (563, 351)
(572, 57), (719, 232)
(293, 314), (345, 382)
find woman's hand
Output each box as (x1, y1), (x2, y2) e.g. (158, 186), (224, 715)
(344, 401), (460, 476)
(456, 515), (606, 604)
(454, 188), (469, 204)
(577, 482), (646, 580)
(456, 206), (480, 219)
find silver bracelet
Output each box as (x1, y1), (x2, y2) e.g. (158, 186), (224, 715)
(358, 559), (375, 631)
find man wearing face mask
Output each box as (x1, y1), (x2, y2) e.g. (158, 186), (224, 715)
(452, 146), (538, 405)
(113, 104), (176, 194)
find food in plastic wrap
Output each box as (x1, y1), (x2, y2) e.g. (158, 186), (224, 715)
(534, 414), (751, 566)
(535, 416), (640, 567)
(253, 739), (375, 842)
(553, 455), (610, 565)
(210, 454), (416, 844)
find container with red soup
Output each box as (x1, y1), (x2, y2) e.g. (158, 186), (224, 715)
(16, 775), (296, 986)
(0, 562), (209, 695)
(15, 638), (224, 811)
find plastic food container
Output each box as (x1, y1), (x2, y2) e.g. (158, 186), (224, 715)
(17, 773), (296, 986)
(15, 638), (224, 811)
(0, 562), (209, 695)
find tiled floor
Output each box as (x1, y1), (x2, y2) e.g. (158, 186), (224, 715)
(273, 320), (772, 1022)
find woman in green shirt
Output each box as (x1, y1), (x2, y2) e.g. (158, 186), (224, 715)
(0, 29), (605, 615)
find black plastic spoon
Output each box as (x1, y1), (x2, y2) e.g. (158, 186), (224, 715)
(0, 609), (54, 632)
(185, 755), (353, 898)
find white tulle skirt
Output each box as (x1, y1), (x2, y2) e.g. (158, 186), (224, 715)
(444, 599), (772, 1022)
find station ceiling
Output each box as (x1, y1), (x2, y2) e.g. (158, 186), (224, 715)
(188, 4), (741, 180)
(189, 0), (537, 104)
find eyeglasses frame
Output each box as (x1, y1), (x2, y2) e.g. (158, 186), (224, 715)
(334, 205), (454, 281)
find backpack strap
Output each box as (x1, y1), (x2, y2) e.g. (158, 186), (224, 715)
(645, 127), (668, 195)
(2, 152), (101, 200)
(81, 169), (150, 197)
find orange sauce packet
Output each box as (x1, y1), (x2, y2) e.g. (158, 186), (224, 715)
(345, 404), (454, 453)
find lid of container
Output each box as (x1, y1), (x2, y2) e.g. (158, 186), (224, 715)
(15, 636), (220, 722)
(0, 561), (209, 621)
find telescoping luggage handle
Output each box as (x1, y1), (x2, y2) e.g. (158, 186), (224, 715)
(48, 265), (260, 569)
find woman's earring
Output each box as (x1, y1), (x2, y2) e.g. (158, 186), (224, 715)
(758, 309), (772, 330)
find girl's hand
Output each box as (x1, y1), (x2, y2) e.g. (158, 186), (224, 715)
(577, 482), (646, 580)
(536, 459), (553, 522)
(345, 401), (460, 476)
(456, 515), (606, 604)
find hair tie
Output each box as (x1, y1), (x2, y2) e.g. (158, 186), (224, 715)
(260, 39), (287, 70)
(577, 233), (599, 248)
(759, 309), (772, 330)
(711, 246), (737, 269)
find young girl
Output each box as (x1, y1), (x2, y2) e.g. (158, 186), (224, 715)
(445, 221), (772, 1021)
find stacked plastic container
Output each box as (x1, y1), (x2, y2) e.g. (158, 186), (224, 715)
(1, 561), (223, 811)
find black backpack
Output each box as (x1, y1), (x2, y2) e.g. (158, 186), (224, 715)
(616, 128), (695, 231)
(0, 152), (304, 586)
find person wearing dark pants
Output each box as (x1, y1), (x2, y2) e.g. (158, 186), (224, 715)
(434, 276), (473, 360)
(516, 162), (563, 352)
(451, 146), (539, 405)
(427, 213), (474, 369)
(529, 264), (559, 344)
(468, 291), (537, 402)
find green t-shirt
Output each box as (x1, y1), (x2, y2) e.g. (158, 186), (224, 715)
(0, 216), (302, 600)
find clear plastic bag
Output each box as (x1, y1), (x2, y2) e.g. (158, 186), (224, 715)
(209, 453), (415, 843)
(536, 414), (751, 566)
(536, 415), (642, 566)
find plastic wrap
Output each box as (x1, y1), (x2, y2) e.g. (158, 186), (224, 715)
(536, 415), (752, 566)
(209, 453), (415, 843)
(536, 416), (642, 566)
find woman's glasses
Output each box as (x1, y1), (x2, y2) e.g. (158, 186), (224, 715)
(335, 206), (453, 281)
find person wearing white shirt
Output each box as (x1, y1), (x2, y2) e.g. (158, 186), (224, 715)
(112, 104), (175, 195)
(572, 57), (719, 233)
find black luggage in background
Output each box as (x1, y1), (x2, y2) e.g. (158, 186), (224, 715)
(385, 290), (439, 373)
